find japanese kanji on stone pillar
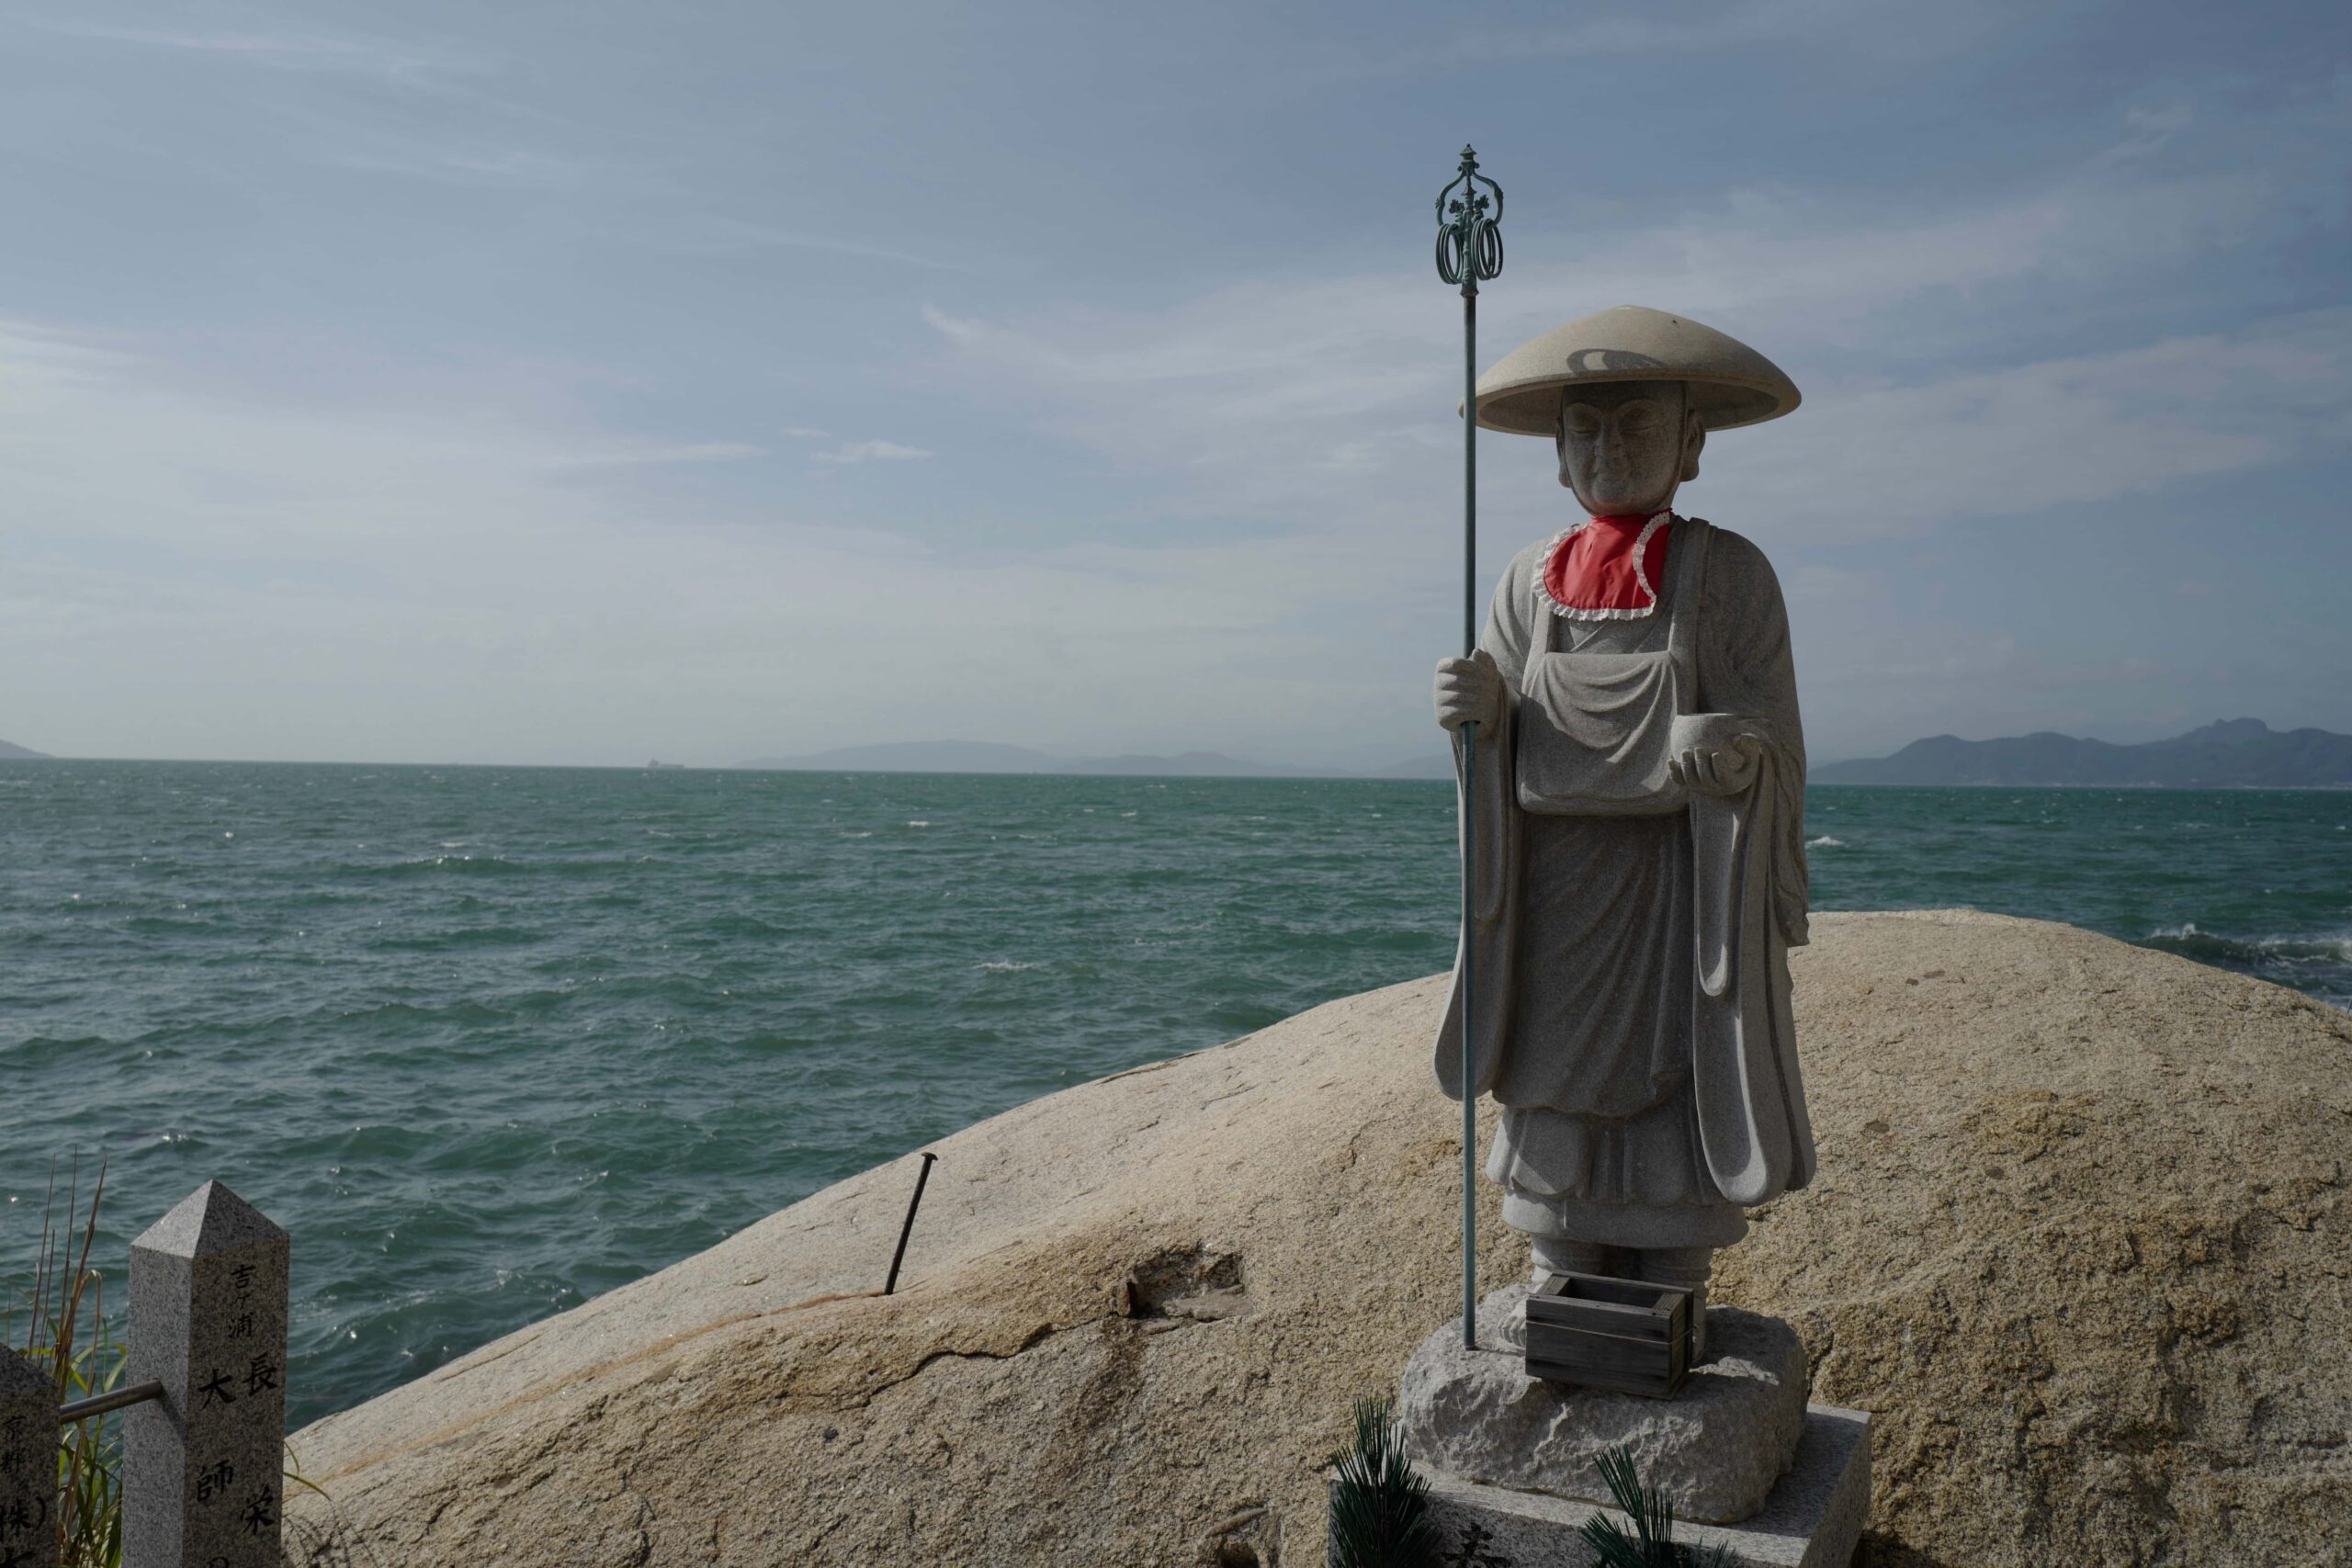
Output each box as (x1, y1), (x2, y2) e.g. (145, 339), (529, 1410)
(126, 1181), (288, 1568)
(0, 1347), (59, 1568)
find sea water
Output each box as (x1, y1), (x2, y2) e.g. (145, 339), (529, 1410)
(2, 761), (2346, 1426)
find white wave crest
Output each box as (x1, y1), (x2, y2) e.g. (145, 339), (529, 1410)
(2146, 922), (2352, 962)
(1807, 834), (1845, 848)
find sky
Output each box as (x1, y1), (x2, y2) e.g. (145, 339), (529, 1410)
(1, 0), (2347, 770)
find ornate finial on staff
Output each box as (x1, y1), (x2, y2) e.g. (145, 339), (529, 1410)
(1433, 145), (1502, 1349)
(1435, 144), (1505, 296)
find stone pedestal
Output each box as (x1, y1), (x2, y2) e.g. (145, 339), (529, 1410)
(1412, 1404), (1872, 1568)
(1399, 1284), (1807, 1524)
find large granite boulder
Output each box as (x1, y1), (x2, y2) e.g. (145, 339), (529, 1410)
(284, 911), (2351, 1566)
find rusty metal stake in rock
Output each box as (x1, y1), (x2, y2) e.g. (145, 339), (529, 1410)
(882, 1151), (938, 1296)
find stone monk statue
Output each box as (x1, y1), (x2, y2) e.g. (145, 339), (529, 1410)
(1430, 305), (1815, 1355)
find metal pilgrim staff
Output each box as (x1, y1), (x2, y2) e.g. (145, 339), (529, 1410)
(1434, 145), (1501, 1350)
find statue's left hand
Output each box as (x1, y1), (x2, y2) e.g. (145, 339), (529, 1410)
(1669, 734), (1762, 795)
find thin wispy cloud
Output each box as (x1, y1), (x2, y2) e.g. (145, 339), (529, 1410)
(1736, 309), (2352, 540)
(813, 440), (933, 466)
(2091, 103), (2198, 167)
(270, 94), (591, 187)
(551, 442), (767, 469)
(34, 18), (469, 80)
(662, 217), (978, 275)
(1311, 0), (2012, 87)
(316, 143), (585, 186)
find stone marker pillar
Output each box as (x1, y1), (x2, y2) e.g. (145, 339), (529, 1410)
(126, 1182), (288, 1568)
(0, 1348), (59, 1568)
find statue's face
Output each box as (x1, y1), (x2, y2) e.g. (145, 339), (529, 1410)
(1555, 381), (1706, 516)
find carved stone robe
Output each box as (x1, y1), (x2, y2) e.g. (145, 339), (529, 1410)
(1434, 517), (1815, 1251)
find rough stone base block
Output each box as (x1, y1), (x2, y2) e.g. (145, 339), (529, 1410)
(1416, 1404), (1871, 1568)
(1401, 1285), (1808, 1523)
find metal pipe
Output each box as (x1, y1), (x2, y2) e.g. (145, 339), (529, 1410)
(882, 1151), (938, 1295)
(59, 1379), (164, 1424)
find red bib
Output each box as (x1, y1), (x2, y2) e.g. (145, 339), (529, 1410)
(1540, 513), (1673, 618)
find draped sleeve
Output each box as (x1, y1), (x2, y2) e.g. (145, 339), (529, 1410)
(1480, 541), (1542, 689)
(1696, 528), (1809, 948)
(1432, 542), (1547, 1100)
(1684, 525), (1817, 1202)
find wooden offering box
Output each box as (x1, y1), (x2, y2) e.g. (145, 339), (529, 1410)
(1523, 1272), (1693, 1399)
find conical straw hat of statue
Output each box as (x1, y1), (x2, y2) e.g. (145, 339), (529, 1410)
(1467, 304), (1802, 435)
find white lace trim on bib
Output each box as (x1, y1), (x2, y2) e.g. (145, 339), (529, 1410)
(1533, 511), (1671, 621)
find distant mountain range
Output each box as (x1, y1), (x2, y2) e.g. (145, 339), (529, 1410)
(1813, 718), (2352, 787)
(0, 738), (47, 760)
(745, 720), (2352, 786)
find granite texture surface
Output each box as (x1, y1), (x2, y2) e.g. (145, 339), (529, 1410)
(127, 1181), (290, 1568)
(1, 1348), (59, 1568)
(1401, 1403), (1871, 1568)
(1401, 1283), (1807, 1524)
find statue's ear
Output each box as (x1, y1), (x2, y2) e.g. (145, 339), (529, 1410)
(1680, 409), (1706, 483)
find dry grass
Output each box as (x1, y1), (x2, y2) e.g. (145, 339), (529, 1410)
(5, 1152), (128, 1568)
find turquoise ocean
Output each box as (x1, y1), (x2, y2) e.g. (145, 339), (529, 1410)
(4, 760), (2347, 1427)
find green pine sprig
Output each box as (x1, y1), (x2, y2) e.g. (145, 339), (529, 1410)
(1577, 1444), (1734, 1568)
(1326, 1394), (1436, 1568)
